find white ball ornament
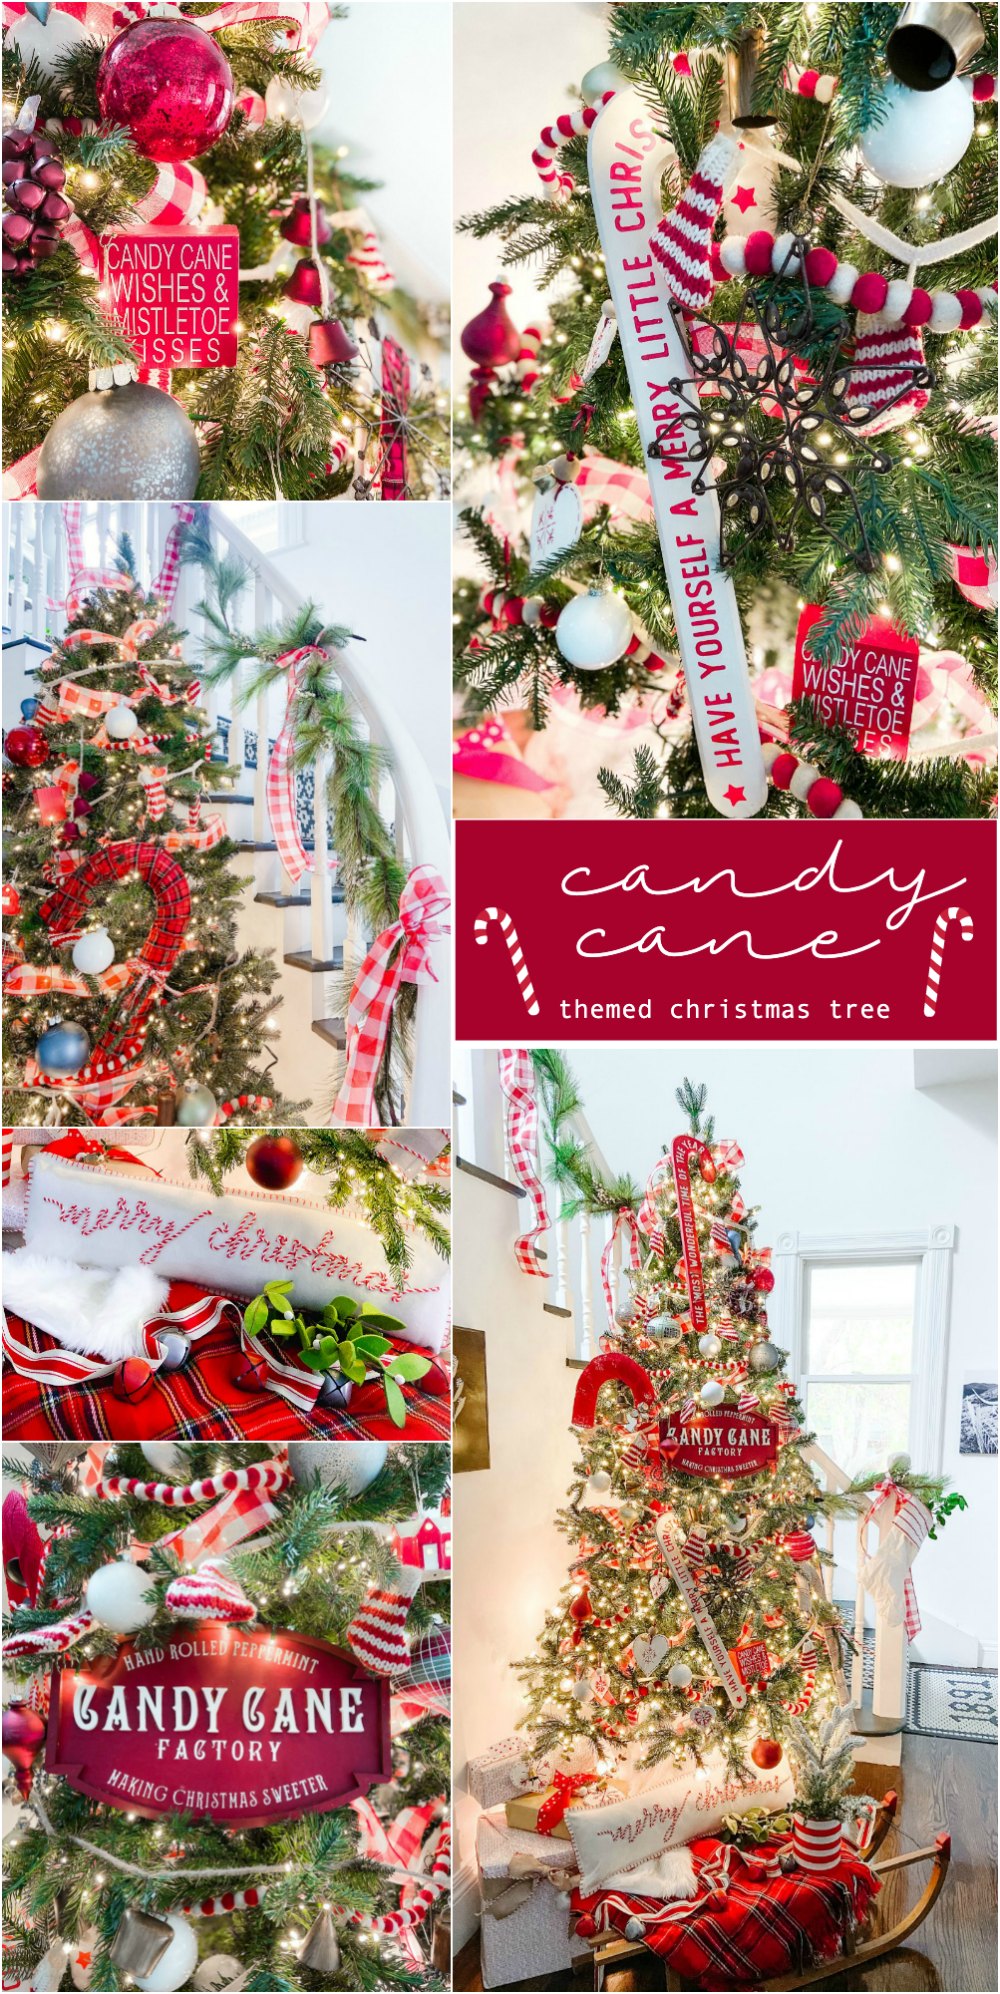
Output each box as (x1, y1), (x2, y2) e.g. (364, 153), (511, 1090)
(193, 1958), (244, 1993)
(71, 926), (116, 976)
(286, 1440), (388, 1496)
(860, 76), (974, 188)
(132, 1916), (198, 1994)
(698, 1333), (722, 1359)
(104, 703), (139, 740)
(140, 1442), (185, 1480)
(667, 1661), (692, 1688)
(581, 60), (625, 105)
(699, 1379), (725, 1409)
(264, 74), (330, 130)
(84, 1560), (156, 1634)
(590, 1469), (612, 1494)
(555, 590), (633, 671)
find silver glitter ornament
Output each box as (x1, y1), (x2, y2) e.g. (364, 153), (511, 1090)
(748, 1339), (780, 1373)
(647, 1312), (681, 1340)
(37, 381), (200, 500)
(615, 1306), (635, 1328)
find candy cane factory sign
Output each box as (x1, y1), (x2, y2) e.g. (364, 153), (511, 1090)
(660, 1406), (777, 1477)
(101, 225), (240, 368)
(45, 1625), (391, 1825)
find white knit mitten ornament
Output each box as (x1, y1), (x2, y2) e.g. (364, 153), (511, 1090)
(845, 317), (930, 432)
(649, 134), (737, 308)
(346, 1566), (421, 1676)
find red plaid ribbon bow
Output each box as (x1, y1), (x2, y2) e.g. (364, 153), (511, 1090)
(333, 865), (450, 1126)
(601, 1205), (641, 1329)
(497, 1047), (550, 1276)
(536, 1770), (598, 1835)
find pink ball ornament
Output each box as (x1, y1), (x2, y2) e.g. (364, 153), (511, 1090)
(97, 17), (234, 164)
(460, 281), (522, 366)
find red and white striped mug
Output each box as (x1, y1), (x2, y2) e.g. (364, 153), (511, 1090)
(792, 1815), (844, 1873)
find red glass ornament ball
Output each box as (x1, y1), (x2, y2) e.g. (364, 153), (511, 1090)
(699, 1154), (717, 1184)
(245, 1133), (304, 1191)
(569, 1588), (592, 1623)
(96, 18), (234, 164)
(754, 1265), (776, 1294)
(750, 1737), (783, 1769)
(5, 725), (49, 768)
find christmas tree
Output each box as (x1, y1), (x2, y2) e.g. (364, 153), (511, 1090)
(515, 1068), (953, 1801)
(2, 4), (448, 500)
(454, 2), (997, 818)
(1, 1440), (451, 1993)
(2, 515), (300, 1129)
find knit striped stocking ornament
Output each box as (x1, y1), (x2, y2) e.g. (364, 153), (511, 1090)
(845, 317), (930, 432)
(346, 1567), (421, 1676)
(649, 133), (737, 308)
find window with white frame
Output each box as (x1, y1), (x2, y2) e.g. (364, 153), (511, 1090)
(771, 1227), (954, 1481)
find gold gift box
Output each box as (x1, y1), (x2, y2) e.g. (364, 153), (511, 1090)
(503, 1787), (573, 1841)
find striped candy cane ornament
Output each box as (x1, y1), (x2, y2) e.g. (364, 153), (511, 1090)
(532, 93), (616, 200)
(924, 907), (974, 1019)
(474, 907), (539, 1016)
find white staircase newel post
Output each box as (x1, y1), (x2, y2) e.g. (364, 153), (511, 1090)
(579, 1209), (594, 1361)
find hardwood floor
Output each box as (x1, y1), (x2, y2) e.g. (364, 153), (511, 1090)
(453, 1734), (997, 1993)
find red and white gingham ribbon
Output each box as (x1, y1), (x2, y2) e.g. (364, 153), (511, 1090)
(861, 1478), (932, 1639)
(714, 1140), (745, 1172)
(496, 1046), (550, 1276)
(196, 0), (333, 53)
(153, 501), (197, 609)
(147, 1480), (286, 1569)
(267, 644), (326, 882)
(948, 542), (998, 612)
(637, 1156), (670, 1257)
(135, 160), (207, 228)
(332, 865), (450, 1126)
(601, 1205), (641, 1329)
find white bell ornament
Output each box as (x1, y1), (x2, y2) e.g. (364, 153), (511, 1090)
(860, 75), (974, 188)
(133, 1916), (198, 1994)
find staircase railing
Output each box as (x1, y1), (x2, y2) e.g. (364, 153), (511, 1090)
(3, 500), (451, 1125)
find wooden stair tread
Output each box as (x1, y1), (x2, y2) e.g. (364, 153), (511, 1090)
(256, 888), (345, 908)
(284, 948), (343, 973)
(311, 1017), (347, 1050)
(207, 790), (254, 804)
(543, 1303), (572, 1318)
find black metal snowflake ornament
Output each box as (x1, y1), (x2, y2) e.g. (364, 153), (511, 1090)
(661, 236), (934, 574)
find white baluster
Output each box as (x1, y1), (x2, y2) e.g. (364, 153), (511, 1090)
(34, 505), (50, 639)
(311, 748), (334, 964)
(252, 569), (270, 887)
(579, 1208), (594, 1361)
(852, 1521), (867, 1709)
(50, 506), (66, 640)
(555, 1210), (570, 1311)
(10, 507), (25, 637)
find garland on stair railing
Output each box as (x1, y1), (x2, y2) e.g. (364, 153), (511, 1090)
(181, 524), (419, 1125)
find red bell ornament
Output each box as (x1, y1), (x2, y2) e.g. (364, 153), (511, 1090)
(2, 1702), (47, 1800)
(5, 725), (49, 769)
(309, 318), (360, 367)
(281, 196), (332, 247)
(460, 280), (522, 366)
(96, 17), (234, 164)
(283, 258), (324, 309)
(245, 1134), (304, 1191)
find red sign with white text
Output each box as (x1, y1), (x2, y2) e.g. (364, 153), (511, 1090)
(101, 225), (239, 368)
(792, 607), (919, 758)
(46, 1623), (391, 1825)
(660, 1407), (777, 1478)
(456, 821), (996, 1041)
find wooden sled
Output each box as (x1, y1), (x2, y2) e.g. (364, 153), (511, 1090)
(582, 1794), (953, 1992)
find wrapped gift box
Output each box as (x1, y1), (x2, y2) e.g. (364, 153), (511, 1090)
(467, 1736), (531, 1811)
(477, 1807), (589, 1990)
(504, 1786), (572, 1841)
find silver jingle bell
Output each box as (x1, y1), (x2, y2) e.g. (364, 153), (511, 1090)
(156, 1330), (191, 1372)
(316, 1371), (354, 1411)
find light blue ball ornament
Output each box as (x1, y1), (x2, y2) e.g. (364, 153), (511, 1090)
(36, 1020), (90, 1075)
(20, 697), (39, 721)
(175, 1083), (218, 1127)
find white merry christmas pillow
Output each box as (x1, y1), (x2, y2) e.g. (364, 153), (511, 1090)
(565, 1748), (795, 1893)
(23, 1155), (449, 1352)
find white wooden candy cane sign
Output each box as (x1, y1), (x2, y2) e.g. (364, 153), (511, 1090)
(654, 1508), (747, 1708)
(587, 88), (767, 819)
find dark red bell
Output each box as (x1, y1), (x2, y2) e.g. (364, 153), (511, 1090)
(113, 1357), (155, 1403)
(233, 1352), (269, 1393)
(283, 257), (324, 308)
(309, 317), (359, 366)
(460, 280), (522, 366)
(8, 179), (44, 212)
(280, 196), (332, 246)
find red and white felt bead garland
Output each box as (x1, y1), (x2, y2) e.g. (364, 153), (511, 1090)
(715, 233), (997, 337)
(532, 94), (615, 199)
(760, 739), (864, 819)
(97, 1459), (291, 1506)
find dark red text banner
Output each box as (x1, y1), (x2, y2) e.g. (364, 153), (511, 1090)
(456, 821), (996, 1041)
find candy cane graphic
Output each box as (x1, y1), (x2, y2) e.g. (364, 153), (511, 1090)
(924, 907), (974, 1019)
(671, 1135), (715, 1333)
(474, 907), (539, 1016)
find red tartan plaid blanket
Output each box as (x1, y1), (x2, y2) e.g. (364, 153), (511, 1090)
(572, 1835), (880, 1989)
(1, 1306), (450, 1444)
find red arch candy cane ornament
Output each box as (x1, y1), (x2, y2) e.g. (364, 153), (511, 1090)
(924, 906), (973, 1019)
(572, 1352), (658, 1437)
(37, 840), (191, 1067)
(671, 1135), (714, 1333)
(474, 907), (539, 1015)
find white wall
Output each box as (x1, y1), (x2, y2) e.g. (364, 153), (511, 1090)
(454, 1), (609, 374)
